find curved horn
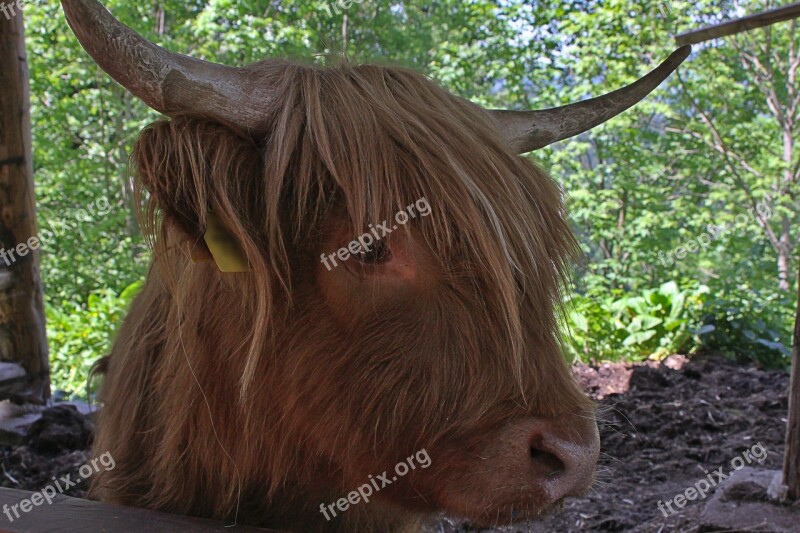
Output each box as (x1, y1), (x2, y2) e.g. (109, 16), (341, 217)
(61, 0), (275, 134)
(490, 46), (691, 153)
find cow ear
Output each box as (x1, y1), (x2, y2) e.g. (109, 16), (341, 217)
(132, 118), (256, 272)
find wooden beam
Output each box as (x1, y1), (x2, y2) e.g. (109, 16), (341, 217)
(0, 488), (282, 532)
(0, 362), (27, 403)
(784, 262), (800, 500)
(676, 2), (800, 46)
(0, 2), (50, 404)
(0, 362), (26, 384)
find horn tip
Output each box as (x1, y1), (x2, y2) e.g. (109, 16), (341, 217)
(673, 45), (693, 63)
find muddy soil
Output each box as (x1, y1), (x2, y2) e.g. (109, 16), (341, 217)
(1, 355), (792, 532)
(1, 403), (93, 499)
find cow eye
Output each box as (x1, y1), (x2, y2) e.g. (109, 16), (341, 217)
(354, 241), (392, 264)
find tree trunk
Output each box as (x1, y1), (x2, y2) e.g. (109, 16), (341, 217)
(785, 260), (800, 500)
(0, 10), (49, 403)
(778, 223), (792, 292)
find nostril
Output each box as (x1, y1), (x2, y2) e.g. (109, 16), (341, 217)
(529, 439), (566, 479)
(517, 417), (600, 505)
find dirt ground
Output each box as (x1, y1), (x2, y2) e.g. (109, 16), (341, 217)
(0, 355), (793, 532)
(1, 403), (93, 499)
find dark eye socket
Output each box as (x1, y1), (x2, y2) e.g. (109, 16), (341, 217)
(354, 241), (392, 264)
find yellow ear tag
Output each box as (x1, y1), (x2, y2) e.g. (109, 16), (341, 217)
(203, 213), (251, 273)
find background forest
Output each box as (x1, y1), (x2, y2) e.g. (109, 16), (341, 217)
(24, 0), (799, 396)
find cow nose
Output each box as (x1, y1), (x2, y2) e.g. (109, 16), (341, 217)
(441, 414), (599, 525)
(525, 416), (600, 503)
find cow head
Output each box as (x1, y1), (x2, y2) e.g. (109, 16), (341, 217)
(62, 0), (688, 530)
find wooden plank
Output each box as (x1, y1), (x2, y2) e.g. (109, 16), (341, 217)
(676, 2), (800, 46)
(0, 488), (282, 532)
(0, 364), (28, 411)
(0, 363), (25, 385)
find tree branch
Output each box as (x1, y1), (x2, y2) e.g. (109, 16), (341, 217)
(674, 70), (781, 251)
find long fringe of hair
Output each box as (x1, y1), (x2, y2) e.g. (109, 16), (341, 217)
(132, 59), (578, 404)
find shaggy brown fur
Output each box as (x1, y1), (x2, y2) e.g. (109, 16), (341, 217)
(89, 59), (595, 532)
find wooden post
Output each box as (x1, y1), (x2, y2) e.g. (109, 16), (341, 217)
(785, 263), (800, 500)
(0, 9), (50, 404)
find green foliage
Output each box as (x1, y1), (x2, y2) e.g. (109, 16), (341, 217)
(563, 281), (709, 362)
(46, 281), (143, 398)
(542, 0), (797, 368)
(563, 280), (791, 368)
(697, 287), (793, 368)
(20, 0), (797, 394)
